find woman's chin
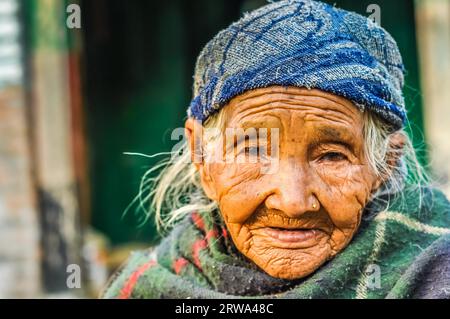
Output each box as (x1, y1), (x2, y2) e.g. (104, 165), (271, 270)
(245, 243), (332, 280)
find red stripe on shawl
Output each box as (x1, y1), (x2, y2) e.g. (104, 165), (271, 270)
(192, 239), (207, 270)
(173, 257), (189, 275)
(221, 226), (228, 239)
(191, 211), (205, 232)
(206, 229), (218, 242)
(119, 260), (156, 299)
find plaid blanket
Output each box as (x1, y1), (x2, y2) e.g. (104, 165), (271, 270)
(102, 185), (450, 299)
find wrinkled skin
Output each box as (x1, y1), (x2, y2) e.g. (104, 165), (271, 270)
(185, 86), (385, 280)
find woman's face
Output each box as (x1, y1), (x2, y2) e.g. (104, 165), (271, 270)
(186, 86), (381, 280)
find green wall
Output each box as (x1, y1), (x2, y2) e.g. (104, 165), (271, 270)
(82, 0), (242, 245)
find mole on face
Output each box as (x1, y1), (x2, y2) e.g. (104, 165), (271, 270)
(188, 86), (380, 280)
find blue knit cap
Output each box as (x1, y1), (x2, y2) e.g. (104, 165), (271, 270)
(187, 0), (406, 130)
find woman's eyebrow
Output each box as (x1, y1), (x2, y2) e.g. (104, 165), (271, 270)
(310, 127), (356, 151)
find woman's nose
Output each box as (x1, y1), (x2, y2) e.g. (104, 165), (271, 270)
(264, 166), (318, 218)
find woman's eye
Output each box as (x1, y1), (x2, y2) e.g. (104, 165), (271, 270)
(319, 152), (347, 162)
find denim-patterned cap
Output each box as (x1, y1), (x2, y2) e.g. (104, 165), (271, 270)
(187, 0), (406, 130)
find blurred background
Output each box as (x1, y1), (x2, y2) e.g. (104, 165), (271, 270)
(0, 0), (449, 298)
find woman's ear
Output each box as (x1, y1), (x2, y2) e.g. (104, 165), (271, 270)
(184, 118), (218, 201)
(386, 131), (406, 169)
(185, 118), (203, 169)
(377, 131), (406, 185)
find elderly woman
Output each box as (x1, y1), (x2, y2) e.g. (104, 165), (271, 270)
(103, 0), (450, 298)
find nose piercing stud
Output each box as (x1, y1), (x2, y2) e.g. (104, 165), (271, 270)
(312, 203), (317, 209)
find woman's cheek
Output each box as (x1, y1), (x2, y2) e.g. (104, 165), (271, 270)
(314, 164), (370, 255)
(313, 163), (372, 227)
(210, 162), (265, 224)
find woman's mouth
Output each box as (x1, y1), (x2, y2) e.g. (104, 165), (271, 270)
(259, 227), (327, 249)
(264, 227), (318, 241)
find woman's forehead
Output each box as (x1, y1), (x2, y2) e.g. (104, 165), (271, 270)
(223, 86), (363, 129)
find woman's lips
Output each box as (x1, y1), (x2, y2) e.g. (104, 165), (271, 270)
(260, 227), (326, 248)
(264, 227), (317, 242)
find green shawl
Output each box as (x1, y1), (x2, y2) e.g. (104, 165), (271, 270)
(102, 185), (450, 299)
